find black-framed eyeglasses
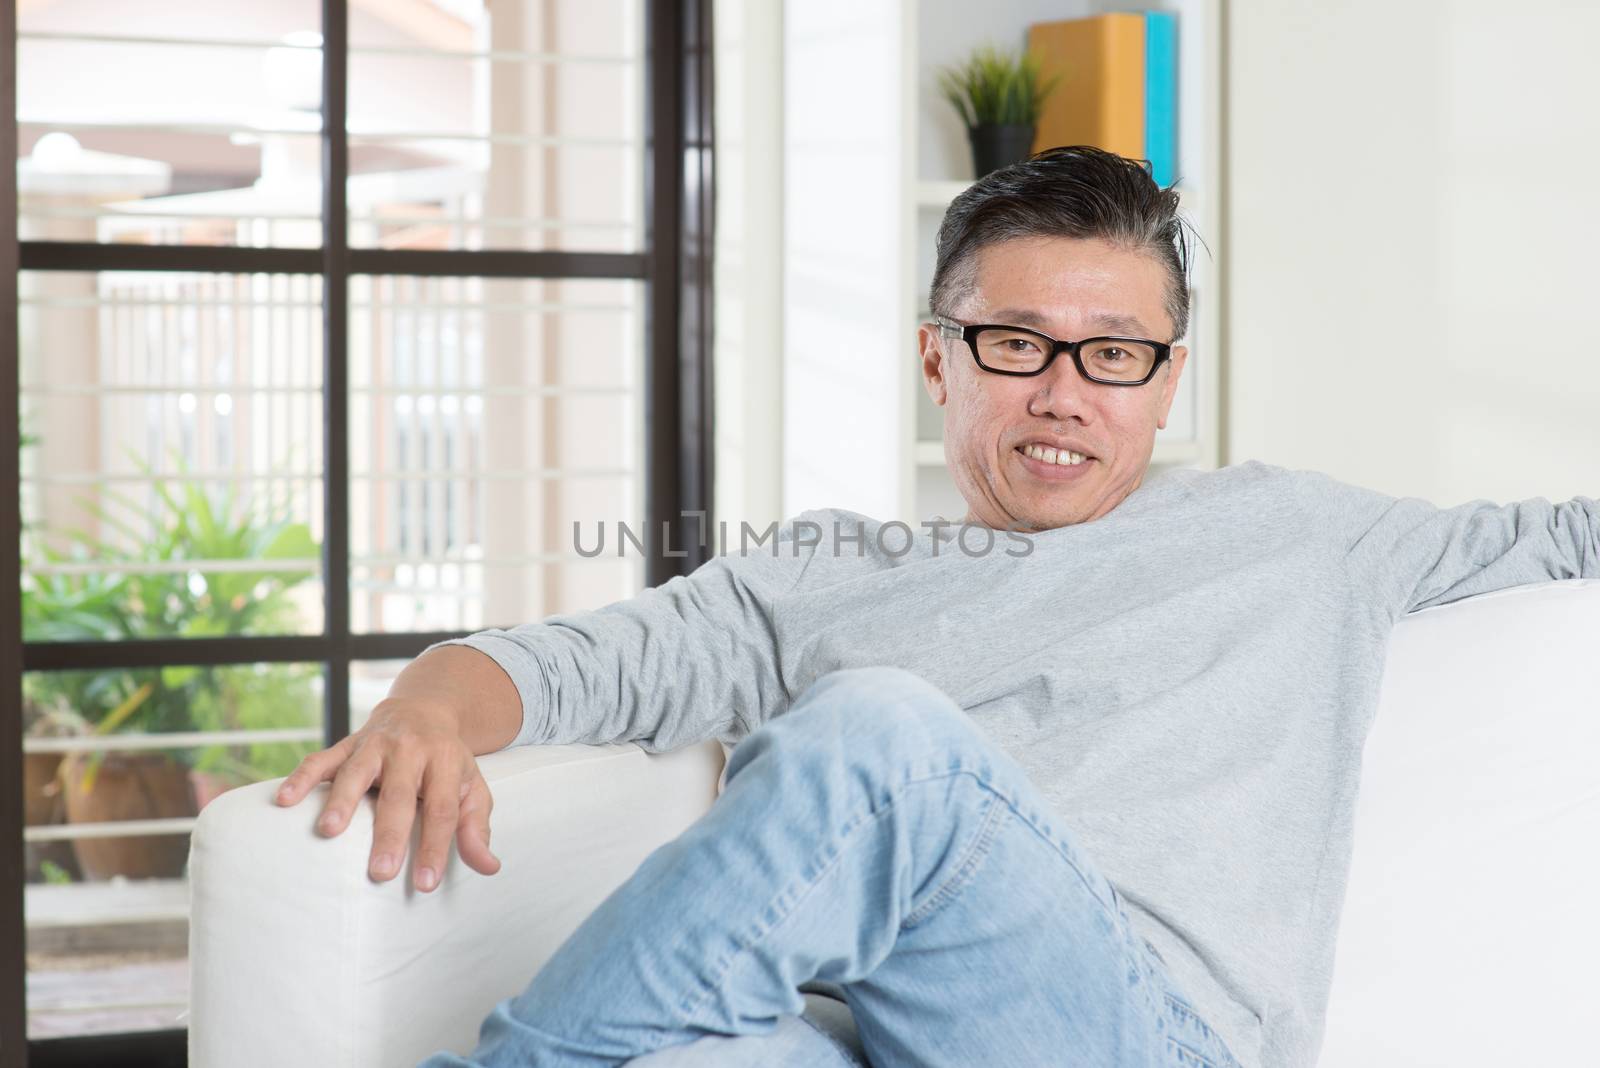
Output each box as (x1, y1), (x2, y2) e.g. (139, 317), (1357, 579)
(934, 316), (1173, 386)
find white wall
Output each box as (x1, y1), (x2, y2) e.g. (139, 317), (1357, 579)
(1226, 0), (1600, 506)
(780, 0), (907, 519)
(712, 0), (785, 534)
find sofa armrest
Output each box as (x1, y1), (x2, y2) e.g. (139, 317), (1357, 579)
(188, 739), (726, 1068)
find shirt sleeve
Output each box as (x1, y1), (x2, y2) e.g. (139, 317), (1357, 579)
(1321, 474), (1600, 619)
(420, 512), (824, 753)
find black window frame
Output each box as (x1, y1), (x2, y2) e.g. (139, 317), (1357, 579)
(0, 1), (714, 1064)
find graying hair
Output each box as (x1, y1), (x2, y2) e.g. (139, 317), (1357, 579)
(929, 146), (1198, 341)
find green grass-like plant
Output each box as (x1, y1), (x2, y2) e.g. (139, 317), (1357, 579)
(939, 45), (1059, 128)
(20, 457), (322, 786)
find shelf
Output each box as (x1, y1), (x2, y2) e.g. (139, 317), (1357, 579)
(913, 438), (1201, 468)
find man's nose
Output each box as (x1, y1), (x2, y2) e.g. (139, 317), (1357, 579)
(1026, 352), (1095, 423)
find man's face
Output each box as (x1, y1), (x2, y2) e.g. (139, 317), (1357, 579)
(918, 235), (1189, 531)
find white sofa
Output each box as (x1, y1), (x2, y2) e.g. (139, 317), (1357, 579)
(188, 580), (1600, 1068)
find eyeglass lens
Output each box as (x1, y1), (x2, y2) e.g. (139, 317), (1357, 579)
(971, 327), (1159, 382)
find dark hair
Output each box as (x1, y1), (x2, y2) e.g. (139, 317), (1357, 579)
(929, 145), (1197, 341)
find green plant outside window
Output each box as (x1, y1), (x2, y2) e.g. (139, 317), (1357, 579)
(21, 460), (322, 788)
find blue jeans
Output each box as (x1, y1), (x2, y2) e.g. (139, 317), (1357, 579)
(420, 667), (1243, 1068)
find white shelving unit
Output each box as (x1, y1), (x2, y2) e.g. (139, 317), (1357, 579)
(783, 0), (1221, 523)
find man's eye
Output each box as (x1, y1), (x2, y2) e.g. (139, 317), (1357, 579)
(1098, 347), (1127, 361)
(1005, 338), (1041, 353)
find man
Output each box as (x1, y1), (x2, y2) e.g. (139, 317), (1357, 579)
(275, 147), (1599, 1068)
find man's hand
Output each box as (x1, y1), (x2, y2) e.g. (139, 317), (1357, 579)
(273, 697), (502, 892)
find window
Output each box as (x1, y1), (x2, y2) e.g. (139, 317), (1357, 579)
(1, 1), (713, 1061)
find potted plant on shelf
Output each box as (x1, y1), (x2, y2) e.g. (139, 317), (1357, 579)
(21, 467), (322, 880)
(938, 44), (1060, 177)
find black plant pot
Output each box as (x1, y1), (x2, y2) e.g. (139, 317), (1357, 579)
(968, 123), (1036, 177)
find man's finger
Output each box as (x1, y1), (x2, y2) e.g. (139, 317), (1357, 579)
(275, 735), (355, 806)
(456, 771), (501, 877)
(411, 759), (464, 893)
(368, 757), (425, 883)
(315, 747), (382, 839)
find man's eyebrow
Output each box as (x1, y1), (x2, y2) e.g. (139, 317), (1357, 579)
(990, 307), (1154, 337)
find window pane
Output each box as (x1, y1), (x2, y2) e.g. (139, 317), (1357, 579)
(349, 275), (644, 633)
(21, 663), (323, 1039)
(351, 659), (408, 732)
(17, 2), (324, 248)
(347, 0), (644, 252)
(19, 270), (326, 639)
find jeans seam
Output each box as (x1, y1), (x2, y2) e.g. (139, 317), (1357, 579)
(1167, 1034), (1223, 1068)
(900, 784), (1002, 929)
(980, 787), (1122, 917)
(1163, 994), (1210, 1036)
(1164, 994), (1237, 1068)
(676, 767), (999, 1026)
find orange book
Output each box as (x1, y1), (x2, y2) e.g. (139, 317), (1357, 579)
(1027, 14), (1146, 159)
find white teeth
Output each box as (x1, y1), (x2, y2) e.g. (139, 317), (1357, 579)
(1022, 444), (1085, 466)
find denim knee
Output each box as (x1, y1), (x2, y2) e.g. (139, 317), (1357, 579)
(745, 666), (989, 782)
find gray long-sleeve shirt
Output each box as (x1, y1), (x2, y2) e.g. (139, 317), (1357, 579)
(434, 461), (1600, 1068)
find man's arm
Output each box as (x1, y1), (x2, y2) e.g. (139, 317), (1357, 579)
(1319, 475), (1600, 618)
(388, 644), (523, 754)
(275, 512), (822, 890)
(425, 519), (817, 754)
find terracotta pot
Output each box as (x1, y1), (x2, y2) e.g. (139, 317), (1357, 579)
(24, 751), (65, 825)
(59, 751), (198, 881)
(189, 769), (243, 813)
(22, 751), (81, 882)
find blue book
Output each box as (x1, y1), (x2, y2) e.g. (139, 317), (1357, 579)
(1143, 10), (1178, 187)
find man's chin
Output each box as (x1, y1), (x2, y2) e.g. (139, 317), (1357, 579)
(1018, 479), (1138, 529)
(1009, 500), (1093, 532)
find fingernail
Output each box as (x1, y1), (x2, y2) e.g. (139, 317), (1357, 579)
(417, 867), (437, 891)
(372, 854), (396, 878)
(319, 813), (338, 834)
(276, 784), (292, 803)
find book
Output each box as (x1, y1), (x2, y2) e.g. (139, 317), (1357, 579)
(1144, 11), (1178, 187)
(1027, 12), (1179, 186)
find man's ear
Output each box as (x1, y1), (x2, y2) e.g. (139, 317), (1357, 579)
(1155, 345), (1188, 430)
(919, 323), (948, 407)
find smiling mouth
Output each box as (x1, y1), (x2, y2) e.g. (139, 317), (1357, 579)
(1016, 443), (1089, 467)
